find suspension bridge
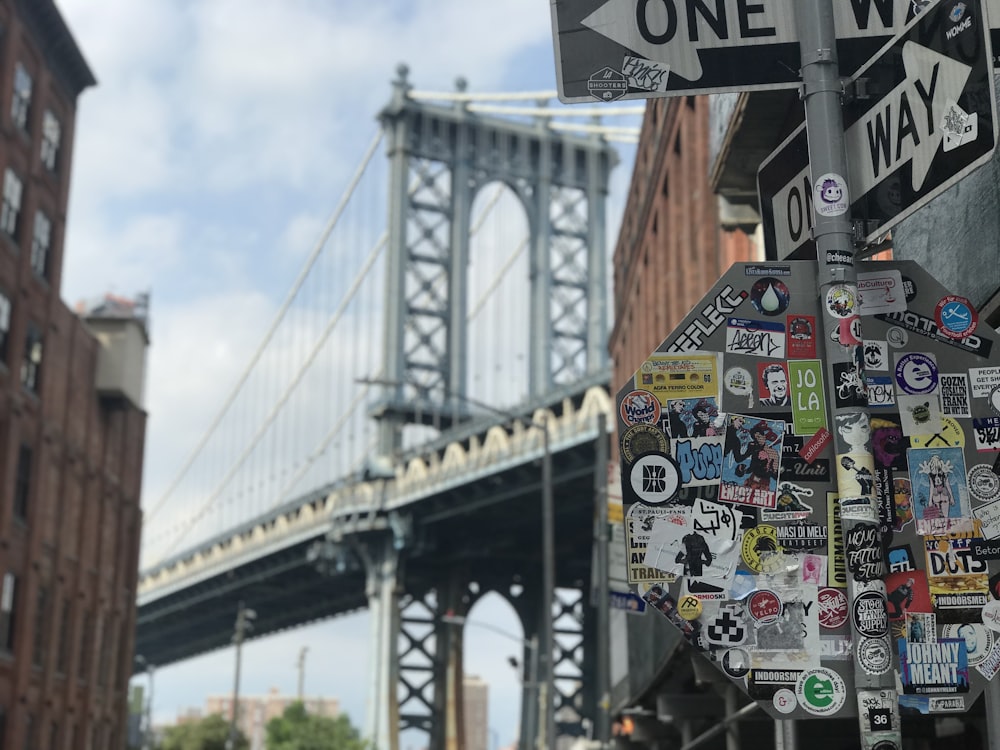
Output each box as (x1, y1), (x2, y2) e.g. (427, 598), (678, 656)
(134, 66), (642, 750)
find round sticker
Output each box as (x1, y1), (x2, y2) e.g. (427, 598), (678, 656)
(982, 599), (1000, 632)
(724, 366), (753, 397)
(620, 423), (669, 464)
(722, 648), (751, 679)
(796, 668), (846, 716)
(886, 327), (909, 348)
(814, 173), (849, 217)
(991, 385), (1000, 415)
(677, 594), (703, 621)
(969, 464), (1000, 503)
(620, 389), (661, 426)
(935, 295), (978, 339)
(748, 589), (782, 624)
(857, 636), (892, 675)
(817, 588), (849, 629)
(750, 277), (791, 316)
(941, 623), (995, 667)
(909, 416), (965, 448)
(852, 591), (889, 638)
(628, 453), (681, 505)
(826, 284), (858, 318)
(773, 688), (797, 715)
(894, 352), (938, 395)
(741, 525), (781, 573)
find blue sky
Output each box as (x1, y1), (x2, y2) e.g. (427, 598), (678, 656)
(56, 0), (640, 746)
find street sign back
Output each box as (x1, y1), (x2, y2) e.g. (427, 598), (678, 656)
(758, 0), (998, 260)
(616, 259), (1000, 720)
(550, 0), (931, 102)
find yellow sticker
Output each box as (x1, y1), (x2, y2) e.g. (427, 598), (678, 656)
(909, 416), (966, 448)
(741, 524), (781, 573)
(678, 594), (703, 620)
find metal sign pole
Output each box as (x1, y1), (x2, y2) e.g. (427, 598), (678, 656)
(796, 1), (901, 749)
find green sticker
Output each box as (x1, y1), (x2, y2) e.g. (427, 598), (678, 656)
(789, 359), (828, 436)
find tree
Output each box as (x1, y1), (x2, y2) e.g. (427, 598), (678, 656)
(265, 701), (367, 750)
(160, 713), (249, 750)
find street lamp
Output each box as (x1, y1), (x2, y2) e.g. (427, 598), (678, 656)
(227, 601), (256, 750)
(442, 614), (541, 750)
(358, 376), (557, 750)
(134, 655), (155, 750)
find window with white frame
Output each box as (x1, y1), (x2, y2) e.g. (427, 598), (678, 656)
(30, 211), (50, 279)
(11, 64), (32, 132)
(0, 290), (11, 363)
(21, 322), (42, 394)
(1, 169), (22, 238)
(40, 110), (61, 171)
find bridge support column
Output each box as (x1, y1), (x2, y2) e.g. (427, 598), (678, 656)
(365, 537), (403, 750)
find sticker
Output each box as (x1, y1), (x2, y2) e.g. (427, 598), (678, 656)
(587, 67), (626, 102)
(970, 367), (1000, 398)
(973, 499), (1000, 539)
(827, 495), (847, 588)
(725, 317), (785, 358)
(772, 688), (797, 714)
(821, 635), (852, 660)
(905, 612), (937, 643)
(970, 538), (1000, 559)
(638, 354), (720, 401)
(858, 636), (893, 675)
(887, 545), (916, 573)
(928, 696), (966, 713)
(939, 373), (971, 418)
(764, 482), (814, 521)
(853, 591), (890, 637)
(741, 525), (781, 573)
(834, 412), (872, 457)
(863, 340), (889, 370)
(644, 499), (741, 579)
(859, 690), (899, 737)
(858, 270), (907, 315)
(665, 396), (722, 439)
(788, 360), (827, 436)
(814, 173), (849, 217)
(628, 453), (681, 505)
(833, 361), (868, 408)
(795, 667), (846, 715)
(974, 417), (1000, 452)
(817, 587), (848, 628)
(845, 523), (885, 582)
(720, 415), (785, 509)
(750, 277), (790, 316)
(753, 587), (821, 665)
(722, 647), (751, 678)
(941, 99), (978, 151)
(672, 434), (725, 486)
(839, 315), (863, 346)
(705, 604), (749, 646)
(826, 284), (858, 318)
(893, 478), (914, 531)
(969, 465), (1000, 503)
(898, 395), (942, 437)
(668, 286), (748, 352)
(934, 295), (978, 339)
(875, 310), (992, 357)
(624, 504), (679, 584)
(642, 585), (699, 640)
(941, 623), (994, 667)
(898, 638), (970, 694)
(886, 570), (933, 621)
(620, 423), (669, 464)
(780, 436), (831, 484)
(758, 362), (790, 406)
(621, 56), (669, 94)
(723, 366), (754, 405)
(748, 589), (782, 625)
(775, 523), (828, 550)
(620, 389), (661, 426)
(992, 571), (1000, 600)
(924, 528), (989, 620)
(991, 385), (1000, 415)
(894, 352), (939, 396)
(886, 326), (909, 348)
(799, 553), (827, 585)
(976, 640), (1000, 679)
(909, 416), (965, 449)
(866, 376), (895, 408)
(908, 446), (972, 536)
(787, 315), (816, 359)
(982, 600), (1000, 632)
(800, 427), (832, 464)
(677, 594), (703, 620)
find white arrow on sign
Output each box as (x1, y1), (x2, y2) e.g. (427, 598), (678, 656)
(580, 0), (921, 84)
(767, 41), (972, 256)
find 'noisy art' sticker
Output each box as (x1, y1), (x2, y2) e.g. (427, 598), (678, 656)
(814, 173), (849, 217)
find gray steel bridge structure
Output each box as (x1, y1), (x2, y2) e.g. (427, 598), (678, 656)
(135, 67), (622, 750)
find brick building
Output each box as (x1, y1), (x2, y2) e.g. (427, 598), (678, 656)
(609, 95), (758, 396)
(206, 688), (341, 750)
(0, 1), (148, 748)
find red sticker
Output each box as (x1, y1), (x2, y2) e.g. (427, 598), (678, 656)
(800, 427), (832, 464)
(620, 389), (660, 426)
(748, 589), (782, 624)
(934, 295), (978, 340)
(817, 587), (848, 629)
(839, 315), (862, 346)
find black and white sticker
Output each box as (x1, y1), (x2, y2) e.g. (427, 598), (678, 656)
(629, 452), (681, 504)
(852, 591), (890, 638)
(857, 636), (892, 675)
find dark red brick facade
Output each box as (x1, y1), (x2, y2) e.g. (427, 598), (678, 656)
(0, 2), (146, 748)
(610, 96), (758, 408)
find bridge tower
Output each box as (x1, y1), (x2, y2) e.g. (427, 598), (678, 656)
(362, 68), (619, 750)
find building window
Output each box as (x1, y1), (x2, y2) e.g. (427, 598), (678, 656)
(13, 445), (31, 521)
(0, 573), (17, 651)
(1, 169), (22, 238)
(56, 598), (70, 674)
(31, 586), (47, 668)
(21, 323), (42, 394)
(30, 212), (50, 280)
(0, 290), (12, 364)
(40, 111), (61, 171)
(11, 64), (32, 132)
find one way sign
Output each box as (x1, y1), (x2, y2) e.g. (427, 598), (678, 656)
(758, 0), (997, 260)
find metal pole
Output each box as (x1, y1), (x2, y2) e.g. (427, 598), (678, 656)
(796, 1), (899, 748)
(228, 602), (248, 750)
(775, 720), (797, 750)
(593, 413), (610, 745)
(297, 646), (308, 701)
(541, 419), (556, 750)
(528, 634), (541, 750)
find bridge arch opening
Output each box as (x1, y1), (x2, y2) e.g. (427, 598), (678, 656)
(466, 180), (531, 415)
